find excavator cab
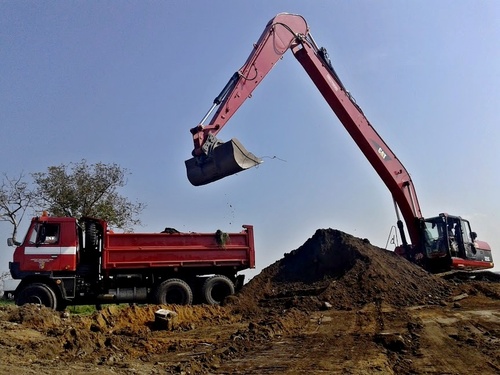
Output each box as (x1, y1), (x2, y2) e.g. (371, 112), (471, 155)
(185, 137), (262, 186)
(422, 214), (493, 271)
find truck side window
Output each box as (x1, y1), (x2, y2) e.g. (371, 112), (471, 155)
(43, 224), (60, 244)
(28, 223), (60, 245)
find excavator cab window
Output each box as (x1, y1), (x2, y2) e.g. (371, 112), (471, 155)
(422, 218), (448, 258)
(424, 215), (477, 260)
(455, 218), (477, 258)
(445, 218), (462, 257)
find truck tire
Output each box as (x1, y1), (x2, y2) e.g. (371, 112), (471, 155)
(85, 222), (99, 250)
(16, 283), (58, 310)
(201, 275), (235, 305)
(155, 279), (193, 305)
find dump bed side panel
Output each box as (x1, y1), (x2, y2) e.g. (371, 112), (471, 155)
(102, 225), (255, 271)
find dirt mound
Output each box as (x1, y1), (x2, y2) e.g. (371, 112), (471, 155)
(7, 303), (63, 329)
(230, 229), (451, 314)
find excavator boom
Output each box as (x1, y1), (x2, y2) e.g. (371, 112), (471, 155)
(186, 14), (309, 187)
(186, 13), (422, 245)
(186, 13), (493, 272)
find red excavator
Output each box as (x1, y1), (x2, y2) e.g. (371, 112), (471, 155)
(185, 13), (493, 273)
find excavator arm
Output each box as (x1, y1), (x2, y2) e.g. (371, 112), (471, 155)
(186, 13), (423, 248)
(189, 14), (309, 151)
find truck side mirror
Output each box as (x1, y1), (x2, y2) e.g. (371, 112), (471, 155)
(471, 232), (477, 240)
(7, 238), (20, 247)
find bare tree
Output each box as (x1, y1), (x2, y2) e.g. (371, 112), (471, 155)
(0, 173), (34, 244)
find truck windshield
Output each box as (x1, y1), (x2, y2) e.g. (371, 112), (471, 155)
(27, 224), (39, 244)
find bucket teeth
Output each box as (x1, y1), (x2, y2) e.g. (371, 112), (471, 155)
(186, 138), (262, 186)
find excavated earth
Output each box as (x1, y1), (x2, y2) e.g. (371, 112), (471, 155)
(2, 228), (500, 374)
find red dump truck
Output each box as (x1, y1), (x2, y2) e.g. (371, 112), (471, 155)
(8, 213), (255, 310)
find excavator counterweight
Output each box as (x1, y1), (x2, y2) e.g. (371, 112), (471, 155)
(185, 138), (262, 186)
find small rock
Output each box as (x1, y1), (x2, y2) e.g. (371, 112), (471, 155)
(154, 309), (179, 331)
(374, 332), (407, 352)
(452, 293), (468, 302)
(321, 302), (333, 310)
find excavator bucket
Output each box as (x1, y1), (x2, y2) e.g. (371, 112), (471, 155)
(185, 138), (262, 186)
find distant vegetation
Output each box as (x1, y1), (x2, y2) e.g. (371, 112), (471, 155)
(1, 160), (145, 243)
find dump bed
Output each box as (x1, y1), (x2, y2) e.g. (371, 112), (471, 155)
(102, 225), (255, 271)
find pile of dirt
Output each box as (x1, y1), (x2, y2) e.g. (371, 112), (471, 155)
(230, 228), (452, 314)
(6, 303), (63, 329)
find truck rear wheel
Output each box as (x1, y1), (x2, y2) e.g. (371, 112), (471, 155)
(202, 275), (235, 305)
(155, 279), (193, 305)
(16, 283), (58, 310)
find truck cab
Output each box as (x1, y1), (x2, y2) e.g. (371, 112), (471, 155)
(10, 214), (80, 277)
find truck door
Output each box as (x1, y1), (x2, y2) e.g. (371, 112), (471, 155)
(23, 222), (63, 271)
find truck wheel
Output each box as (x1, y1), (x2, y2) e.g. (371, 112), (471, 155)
(85, 222), (99, 250)
(155, 279), (193, 305)
(202, 275), (235, 305)
(16, 283), (58, 310)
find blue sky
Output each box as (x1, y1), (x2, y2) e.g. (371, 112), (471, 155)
(1, 1), (499, 279)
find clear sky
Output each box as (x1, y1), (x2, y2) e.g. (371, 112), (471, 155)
(1, 1), (499, 279)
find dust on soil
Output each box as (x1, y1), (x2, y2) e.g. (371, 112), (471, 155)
(2, 228), (500, 374)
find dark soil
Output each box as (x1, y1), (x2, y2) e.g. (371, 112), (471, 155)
(229, 229), (451, 314)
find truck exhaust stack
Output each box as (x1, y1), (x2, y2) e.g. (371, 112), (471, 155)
(185, 138), (262, 186)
